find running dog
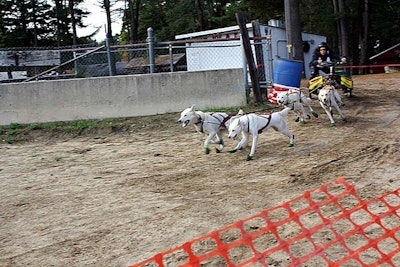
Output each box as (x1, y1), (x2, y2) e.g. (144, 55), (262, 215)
(276, 89), (318, 124)
(227, 107), (294, 161)
(318, 85), (347, 127)
(178, 105), (243, 154)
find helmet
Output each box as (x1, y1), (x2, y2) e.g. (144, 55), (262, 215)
(318, 42), (328, 48)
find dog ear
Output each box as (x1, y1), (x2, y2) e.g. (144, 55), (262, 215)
(190, 104), (195, 111)
(237, 109), (244, 116)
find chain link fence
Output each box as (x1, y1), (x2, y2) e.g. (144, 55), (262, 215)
(0, 36), (272, 88)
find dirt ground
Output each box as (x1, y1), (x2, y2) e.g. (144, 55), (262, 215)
(0, 73), (399, 267)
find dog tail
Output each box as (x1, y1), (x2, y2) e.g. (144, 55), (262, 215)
(278, 107), (291, 117)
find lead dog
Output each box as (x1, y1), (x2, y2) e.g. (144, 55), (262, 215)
(276, 89), (318, 124)
(178, 105), (243, 154)
(318, 85), (347, 126)
(227, 107), (294, 161)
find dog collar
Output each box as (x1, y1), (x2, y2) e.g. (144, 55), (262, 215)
(195, 114), (204, 132)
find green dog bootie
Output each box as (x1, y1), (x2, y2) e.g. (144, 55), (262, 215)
(246, 155), (253, 161)
(204, 147), (211, 154)
(228, 149), (237, 153)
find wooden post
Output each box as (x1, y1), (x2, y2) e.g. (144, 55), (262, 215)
(236, 12), (263, 104)
(252, 20), (266, 83)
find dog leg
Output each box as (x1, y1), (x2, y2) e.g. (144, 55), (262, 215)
(320, 101), (336, 126)
(274, 123), (295, 147)
(204, 132), (217, 154)
(301, 96), (318, 118)
(215, 132), (224, 153)
(298, 103), (307, 124)
(333, 103), (348, 123)
(229, 132), (248, 153)
(247, 134), (259, 161)
(305, 102), (318, 118)
(333, 89), (344, 106)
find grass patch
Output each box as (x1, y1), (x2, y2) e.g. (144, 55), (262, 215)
(0, 119), (117, 143)
(0, 103), (276, 144)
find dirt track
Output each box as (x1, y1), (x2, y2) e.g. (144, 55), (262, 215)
(0, 73), (399, 266)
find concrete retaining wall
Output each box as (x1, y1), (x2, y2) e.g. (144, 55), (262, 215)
(0, 69), (246, 126)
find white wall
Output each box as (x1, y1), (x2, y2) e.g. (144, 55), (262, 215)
(0, 69), (246, 126)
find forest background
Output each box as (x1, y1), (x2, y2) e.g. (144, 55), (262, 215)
(1, 0), (400, 68)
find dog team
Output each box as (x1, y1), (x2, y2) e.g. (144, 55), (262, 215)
(178, 86), (347, 161)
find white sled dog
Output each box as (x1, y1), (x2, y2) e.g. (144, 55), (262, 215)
(227, 107), (295, 161)
(178, 105), (244, 154)
(276, 89), (318, 124)
(318, 85), (347, 127)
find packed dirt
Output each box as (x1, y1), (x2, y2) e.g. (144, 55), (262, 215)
(0, 73), (399, 266)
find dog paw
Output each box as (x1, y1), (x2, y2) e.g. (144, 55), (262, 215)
(228, 149), (237, 153)
(289, 143), (294, 147)
(215, 148), (222, 153)
(312, 111), (319, 118)
(295, 117), (300, 122)
(204, 147), (211, 154)
(330, 123), (336, 127)
(340, 103), (345, 107)
(342, 118), (348, 122)
(246, 155), (253, 161)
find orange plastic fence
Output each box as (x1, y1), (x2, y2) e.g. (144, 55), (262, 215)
(130, 178), (400, 267)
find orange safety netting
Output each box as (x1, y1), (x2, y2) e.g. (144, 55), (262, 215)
(129, 178), (400, 267)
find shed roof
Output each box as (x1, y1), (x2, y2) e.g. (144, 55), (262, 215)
(124, 53), (185, 69)
(175, 23), (253, 40)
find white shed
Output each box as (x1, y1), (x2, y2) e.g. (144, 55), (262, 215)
(175, 21), (326, 81)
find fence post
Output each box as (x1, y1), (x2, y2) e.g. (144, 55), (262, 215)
(169, 43), (174, 72)
(265, 34), (274, 87)
(147, 28), (156, 73)
(106, 32), (116, 76)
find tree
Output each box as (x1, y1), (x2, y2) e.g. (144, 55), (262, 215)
(358, 0), (369, 73)
(69, 0), (78, 45)
(284, 0), (304, 61)
(0, 0), (54, 47)
(125, 0), (141, 43)
(333, 0), (350, 57)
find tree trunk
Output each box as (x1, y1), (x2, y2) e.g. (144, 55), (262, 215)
(338, 0), (349, 58)
(284, 0), (304, 62)
(194, 0), (204, 31)
(54, 0), (62, 46)
(32, 0), (38, 47)
(359, 0), (369, 74)
(129, 0), (140, 43)
(69, 0), (78, 45)
(104, 0), (113, 39)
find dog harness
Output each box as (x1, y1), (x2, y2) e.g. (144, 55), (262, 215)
(245, 114), (271, 134)
(220, 114), (234, 128)
(195, 112), (227, 132)
(257, 114), (272, 134)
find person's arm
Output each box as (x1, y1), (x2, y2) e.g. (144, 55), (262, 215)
(310, 53), (320, 66)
